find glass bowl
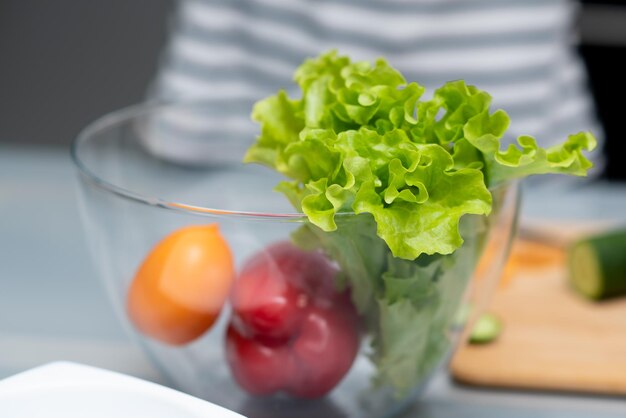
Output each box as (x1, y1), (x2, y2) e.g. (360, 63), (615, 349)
(71, 100), (519, 418)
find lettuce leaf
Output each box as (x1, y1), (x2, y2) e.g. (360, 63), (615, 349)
(244, 50), (596, 396)
(246, 51), (595, 260)
(463, 110), (597, 184)
(277, 128), (492, 259)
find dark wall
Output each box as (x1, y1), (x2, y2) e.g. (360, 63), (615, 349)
(0, 1), (172, 145)
(580, 45), (626, 181)
(579, 1), (626, 181)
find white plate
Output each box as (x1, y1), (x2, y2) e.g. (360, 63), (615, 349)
(0, 362), (246, 418)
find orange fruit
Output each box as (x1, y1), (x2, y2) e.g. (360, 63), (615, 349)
(127, 224), (234, 345)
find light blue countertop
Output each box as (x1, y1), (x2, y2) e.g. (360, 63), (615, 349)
(1, 146), (625, 417)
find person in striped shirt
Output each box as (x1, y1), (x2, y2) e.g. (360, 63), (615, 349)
(149, 0), (602, 174)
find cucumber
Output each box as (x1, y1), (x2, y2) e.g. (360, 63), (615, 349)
(568, 229), (626, 300)
(469, 313), (502, 344)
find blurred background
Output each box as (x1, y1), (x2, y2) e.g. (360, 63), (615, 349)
(0, 0), (625, 180)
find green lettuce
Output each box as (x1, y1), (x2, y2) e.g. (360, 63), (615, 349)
(244, 51), (596, 395)
(272, 127), (492, 259)
(245, 51), (596, 259)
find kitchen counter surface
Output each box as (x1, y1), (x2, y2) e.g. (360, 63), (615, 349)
(1, 145), (625, 417)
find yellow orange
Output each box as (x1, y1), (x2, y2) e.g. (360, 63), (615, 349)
(127, 224), (234, 345)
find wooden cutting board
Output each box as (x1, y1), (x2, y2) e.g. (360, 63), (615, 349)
(450, 238), (626, 395)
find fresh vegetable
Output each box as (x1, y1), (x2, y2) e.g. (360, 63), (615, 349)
(568, 229), (626, 300)
(469, 313), (503, 344)
(226, 242), (360, 398)
(127, 224), (234, 345)
(245, 51), (595, 258)
(244, 51), (596, 394)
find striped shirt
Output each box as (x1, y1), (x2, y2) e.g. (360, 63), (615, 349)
(150, 0), (601, 167)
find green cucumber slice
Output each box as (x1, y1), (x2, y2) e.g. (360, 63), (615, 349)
(568, 229), (626, 300)
(469, 313), (502, 344)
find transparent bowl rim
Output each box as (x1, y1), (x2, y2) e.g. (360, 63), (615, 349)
(71, 99), (513, 222)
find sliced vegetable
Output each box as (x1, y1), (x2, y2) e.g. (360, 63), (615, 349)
(227, 242), (360, 399)
(568, 229), (626, 300)
(469, 313), (503, 344)
(127, 224), (234, 345)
